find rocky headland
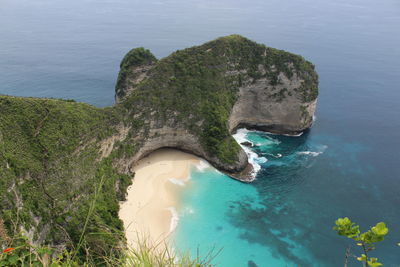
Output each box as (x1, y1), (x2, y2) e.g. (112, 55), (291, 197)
(0, 35), (318, 261)
(113, 34), (318, 181)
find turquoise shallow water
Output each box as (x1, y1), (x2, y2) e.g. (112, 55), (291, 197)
(172, 128), (400, 266)
(172, 167), (280, 266)
(170, 130), (323, 266)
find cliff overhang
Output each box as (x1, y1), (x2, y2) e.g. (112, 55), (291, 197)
(114, 35), (319, 182)
(0, 34), (318, 256)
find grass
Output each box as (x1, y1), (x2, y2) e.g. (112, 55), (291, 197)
(0, 96), (131, 263)
(0, 236), (219, 267)
(0, 171), (219, 267)
(108, 238), (220, 267)
(0, 138), (219, 265)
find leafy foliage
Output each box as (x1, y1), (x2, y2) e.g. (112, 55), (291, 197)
(0, 96), (130, 263)
(333, 217), (389, 267)
(115, 47), (157, 98)
(0, 235), (55, 267)
(0, 35), (319, 264)
(334, 217), (361, 239)
(118, 35), (318, 163)
(0, 233), (216, 266)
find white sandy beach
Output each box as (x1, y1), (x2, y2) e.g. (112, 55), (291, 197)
(119, 148), (200, 249)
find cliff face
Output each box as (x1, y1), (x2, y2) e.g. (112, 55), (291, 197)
(115, 47), (157, 102)
(229, 71), (317, 135)
(115, 35), (318, 178)
(125, 126), (248, 173)
(0, 96), (131, 257)
(0, 35), (318, 259)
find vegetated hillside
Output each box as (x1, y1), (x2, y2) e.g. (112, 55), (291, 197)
(115, 34), (318, 176)
(0, 96), (131, 260)
(0, 35), (318, 262)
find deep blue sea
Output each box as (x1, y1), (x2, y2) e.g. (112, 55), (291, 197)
(1, 0), (399, 266)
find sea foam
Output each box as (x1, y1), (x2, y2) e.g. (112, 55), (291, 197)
(168, 178), (186, 186)
(297, 151), (322, 157)
(297, 145), (327, 157)
(194, 159), (211, 172)
(283, 132), (303, 137)
(232, 128), (266, 177)
(166, 207), (179, 233)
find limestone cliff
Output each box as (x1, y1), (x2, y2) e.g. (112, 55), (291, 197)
(229, 70), (317, 135)
(0, 35), (318, 260)
(115, 35), (318, 179)
(115, 47), (157, 102)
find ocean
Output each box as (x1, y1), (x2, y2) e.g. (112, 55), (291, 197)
(1, 0), (399, 266)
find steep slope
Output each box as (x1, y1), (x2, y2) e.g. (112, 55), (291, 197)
(0, 35), (318, 261)
(115, 35), (318, 178)
(0, 96), (131, 260)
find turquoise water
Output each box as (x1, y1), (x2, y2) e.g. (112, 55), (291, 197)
(2, 0), (400, 266)
(172, 166), (281, 266)
(172, 128), (400, 266)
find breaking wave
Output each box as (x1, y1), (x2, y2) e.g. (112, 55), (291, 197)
(195, 160), (210, 172)
(232, 128), (267, 177)
(168, 178), (186, 186)
(297, 145), (327, 157)
(297, 151), (322, 157)
(166, 207), (179, 233)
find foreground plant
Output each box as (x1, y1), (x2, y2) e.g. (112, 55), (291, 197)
(333, 217), (389, 267)
(106, 236), (219, 267)
(0, 233), (217, 267)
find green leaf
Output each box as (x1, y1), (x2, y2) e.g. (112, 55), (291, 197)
(7, 255), (19, 265)
(360, 222), (388, 244)
(371, 222), (389, 236)
(368, 257), (383, 267)
(333, 217), (360, 239)
(357, 254), (367, 262)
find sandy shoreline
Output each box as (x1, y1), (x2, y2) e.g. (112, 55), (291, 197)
(119, 148), (200, 249)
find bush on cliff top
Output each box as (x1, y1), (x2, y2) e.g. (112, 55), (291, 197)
(115, 47), (158, 94)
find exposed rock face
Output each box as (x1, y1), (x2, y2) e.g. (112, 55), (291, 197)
(0, 35), (319, 255)
(115, 63), (155, 103)
(115, 35), (319, 181)
(127, 127), (248, 174)
(229, 73), (316, 135)
(115, 47), (157, 102)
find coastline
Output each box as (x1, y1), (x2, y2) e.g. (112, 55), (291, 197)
(119, 148), (200, 249)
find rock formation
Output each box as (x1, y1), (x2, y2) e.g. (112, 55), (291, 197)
(0, 35), (318, 258)
(114, 35), (318, 180)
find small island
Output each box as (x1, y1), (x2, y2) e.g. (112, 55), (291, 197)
(0, 35), (318, 263)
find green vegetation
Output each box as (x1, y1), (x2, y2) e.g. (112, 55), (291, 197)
(333, 217), (389, 267)
(0, 35), (319, 263)
(0, 174), (217, 266)
(0, 96), (130, 263)
(115, 47), (157, 99)
(118, 35), (318, 163)
(0, 234), (217, 266)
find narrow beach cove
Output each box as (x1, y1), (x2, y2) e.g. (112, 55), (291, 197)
(119, 149), (200, 249)
(119, 126), (400, 266)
